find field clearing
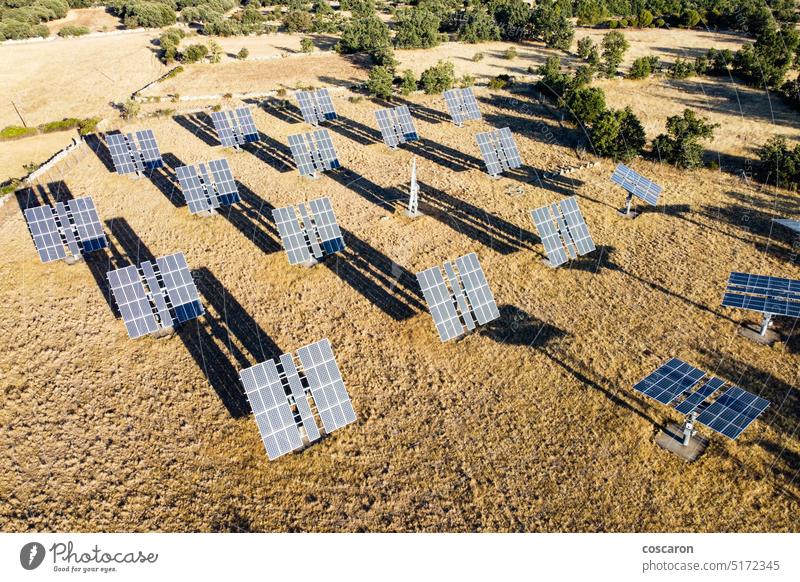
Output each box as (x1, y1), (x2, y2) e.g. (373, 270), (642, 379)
(46, 7), (123, 35)
(1, 81), (799, 531)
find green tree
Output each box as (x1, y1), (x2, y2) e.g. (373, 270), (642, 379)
(339, 14), (391, 54)
(590, 106), (646, 161)
(652, 109), (718, 169)
(394, 7), (442, 49)
(420, 60), (455, 94)
(301, 38), (314, 53)
(367, 65), (394, 99)
(208, 40), (222, 64)
(627, 56), (658, 79)
(601, 30), (629, 78)
(182, 43), (209, 64)
(458, 7), (501, 43)
(283, 10), (313, 32)
(566, 86), (606, 126)
(400, 69), (418, 95)
(530, 0), (574, 51)
(577, 36), (594, 60)
(487, 0), (531, 41)
(757, 136), (800, 190)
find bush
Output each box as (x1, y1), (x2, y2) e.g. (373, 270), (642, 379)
(566, 86), (606, 126)
(627, 56), (658, 79)
(121, 98), (141, 120)
(283, 10), (313, 33)
(182, 43), (209, 63)
(668, 57), (695, 79)
(458, 7), (501, 43)
(115, 1), (177, 29)
(577, 36), (594, 60)
(652, 109), (718, 169)
(472, 52), (484, 62)
(590, 106), (646, 161)
(400, 69), (417, 95)
(38, 118), (81, 133)
(419, 60), (455, 94)
(503, 46), (517, 60)
(601, 30), (629, 78)
(683, 9), (702, 28)
(394, 7), (442, 49)
(77, 117), (100, 135)
(366, 65), (394, 99)
(459, 74), (476, 88)
(0, 125), (38, 140)
(58, 25), (90, 37)
(757, 136), (800, 190)
(638, 10), (653, 28)
(237, 47), (249, 60)
(338, 14), (390, 55)
(301, 38), (314, 53)
(488, 74), (515, 90)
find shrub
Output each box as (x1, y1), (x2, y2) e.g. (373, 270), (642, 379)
(566, 86), (606, 126)
(488, 74), (515, 90)
(669, 57), (695, 79)
(77, 117), (100, 135)
(394, 7), (442, 49)
(339, 14), (390, 55)
(182, 43), (209, 63)
(301, 38), (314, 53)
(0, 125), (38, 140)
(652, 109), (718, 169)
(366, 66), (394, 99)
(503, 46), (517, 60)
(590, 106), (646, 161)
(38, 118), (80, 133)
(683, 9), (702, 28)
(637, 10), (653, 28)
(283, 10), (313, 33)
(121, 98), (140, 120)
(237, 47), (249, 60)
(627, 56), (658, 79)
(115, 1), (177, 29)
(458, 7), (500, 43)
(472, 52), (484, 62)
(577, 36), (594, 60)
(208, 40), (222, 64)
(400, 69), (417, 95)
(757, 136), (800, 190)
(420, 60), (455, 94)
(58, 25), (90, 37)
(459, 74), (476, 88)
(601, 30), (629, 78)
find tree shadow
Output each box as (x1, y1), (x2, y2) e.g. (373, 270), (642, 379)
(417, 181), (538, 254)
(757, 440), (800, 501)
(324, 227), (425, 321)
(148, 152), (185, 208)
(219, 181), (282, 255)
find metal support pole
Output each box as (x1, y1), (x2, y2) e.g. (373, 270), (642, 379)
(682, 412), (697, 447)
(759, 312), (773, 336)
(625, 194), (634, 215)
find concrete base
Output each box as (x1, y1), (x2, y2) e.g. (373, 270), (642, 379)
(302, 258), (319, 268)
(63, 255), (84, 265)
(406, 210), (423, 218)
(150, 327), (175, 339)
(196, 209), (217, 218)
(738, 322), (781, 346)
(617, 208), (639, 219)
(655, 423), (708, 461)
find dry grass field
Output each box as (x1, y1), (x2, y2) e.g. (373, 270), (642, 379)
(1, 26), (799, 532)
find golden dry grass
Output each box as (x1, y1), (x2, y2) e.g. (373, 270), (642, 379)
(1, 27), (799, 533)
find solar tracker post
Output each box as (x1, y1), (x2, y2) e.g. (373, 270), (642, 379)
(721, 271), (800, 345)
(407, 157), (421, 218)
(681, 411), (698, 447)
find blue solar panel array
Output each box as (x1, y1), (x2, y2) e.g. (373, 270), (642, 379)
(633, 358), (705, 405)
(634, 359), (770, 440)
(610, 163), (662, 206)
(722, 272), (800, 318)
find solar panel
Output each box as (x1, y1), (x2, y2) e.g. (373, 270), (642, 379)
(296, 88), (338, 126)
(696, 386), (769, 440)
(530, 197), (595, 267)
(674, 377), (725, 415)
(106, 133), (144, 175)
(633, 358), (706, 405)
(176, 159), (240, 214)
(774, 218), (800, 234)
(107, 252), (204, 339)
(239, 338), (356, 461)
(722, 272), (800, 318)
(272, 196), (345, 265)
(297, 339), (357, 434)
(416, 253), (499, 342)
(475, 127), (522, 176)
(374, 105), (419, 148)
(286, 129), (340, 176)
(210, 107), (260, 147)
(610, 163), (662, 206)
(23, 197), (108, 263)
(443, 88), (481, 125)
(135, 129), (164, 170)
